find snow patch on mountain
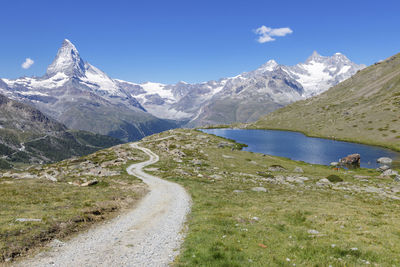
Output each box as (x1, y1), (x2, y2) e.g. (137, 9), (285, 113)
(80, 64), (123, 96)
(3, 72), (69, 89)
(282, 51), (365, 97)
(139, 82), (174, 100)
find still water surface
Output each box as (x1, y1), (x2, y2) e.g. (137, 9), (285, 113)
(201, 129), (399, 169)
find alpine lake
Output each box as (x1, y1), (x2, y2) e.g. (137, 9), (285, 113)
(201, 128), (400, 169)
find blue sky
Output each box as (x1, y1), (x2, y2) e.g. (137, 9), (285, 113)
(1, 0), (399, 84)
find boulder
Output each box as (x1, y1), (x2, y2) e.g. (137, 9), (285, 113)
(80, 179), (99, 187)
(339, 154), (360, 165)
(307, 229), (320, 235)
(233, 190), (244, 193)
(16, 218), (42, 222)
(251, 187), (268, 192)
(377, 165), (390, 172)
(171, 149), (186, 158)
(294, 167), (304, 173)
(330, 162), (339, 166)
(218, 142), (234, 148)
(381, 169), (399, 177)
(210, 174), (223, 180)
(43, 173), (57, 182)
(316, 178), (332, 187)
(377, 157), (393, 165)
(191, 159), (203, 165)
(268, 165), (287, 172)
(18, 173), (39, 179)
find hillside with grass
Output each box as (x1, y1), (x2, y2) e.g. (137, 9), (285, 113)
(140, 129), (400, 266)
(250, 52), (400, 151)
(0, 143), (147, 262)
(0, 94), (121, 169)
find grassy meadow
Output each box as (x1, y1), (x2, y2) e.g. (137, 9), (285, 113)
(0, 144), (147, 262)
(141, 129), (400, 266)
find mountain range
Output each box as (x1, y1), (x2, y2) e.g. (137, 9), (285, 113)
(0, 39), (365, 139)
(119, 51), (365, 126)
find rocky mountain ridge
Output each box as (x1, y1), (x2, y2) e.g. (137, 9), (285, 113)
(0, 93), (121, 168)
(120, 51), (365, 126)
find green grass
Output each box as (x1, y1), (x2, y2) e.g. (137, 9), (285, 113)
(0, 144), (148, 262)
(141, 129), (400, 266)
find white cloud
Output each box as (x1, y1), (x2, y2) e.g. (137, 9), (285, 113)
(254, 25), (293, 43)
(21, 58), (34, 69)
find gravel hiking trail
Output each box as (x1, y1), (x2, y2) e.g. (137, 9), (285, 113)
(18, 140), (191, 267)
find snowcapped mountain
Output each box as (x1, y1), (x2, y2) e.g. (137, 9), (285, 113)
(0, 39), (177, 141)
(0, 39), (365, 132)
(120, 51), (365, 126)
(281, 51), (365, 97)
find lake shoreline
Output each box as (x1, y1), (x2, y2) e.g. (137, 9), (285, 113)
(200, 128), (400, 169)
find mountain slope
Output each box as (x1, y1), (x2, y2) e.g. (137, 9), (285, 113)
(251, 52), (400, 150)
(121, 52), (365, 126)
(0, 39), (178, 142)
(0, 93), (121, 168)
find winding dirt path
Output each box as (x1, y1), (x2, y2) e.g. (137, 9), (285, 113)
(19, 141), (191, 267)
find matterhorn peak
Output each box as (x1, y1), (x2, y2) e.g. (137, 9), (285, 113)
(46, 39), (86, 77)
